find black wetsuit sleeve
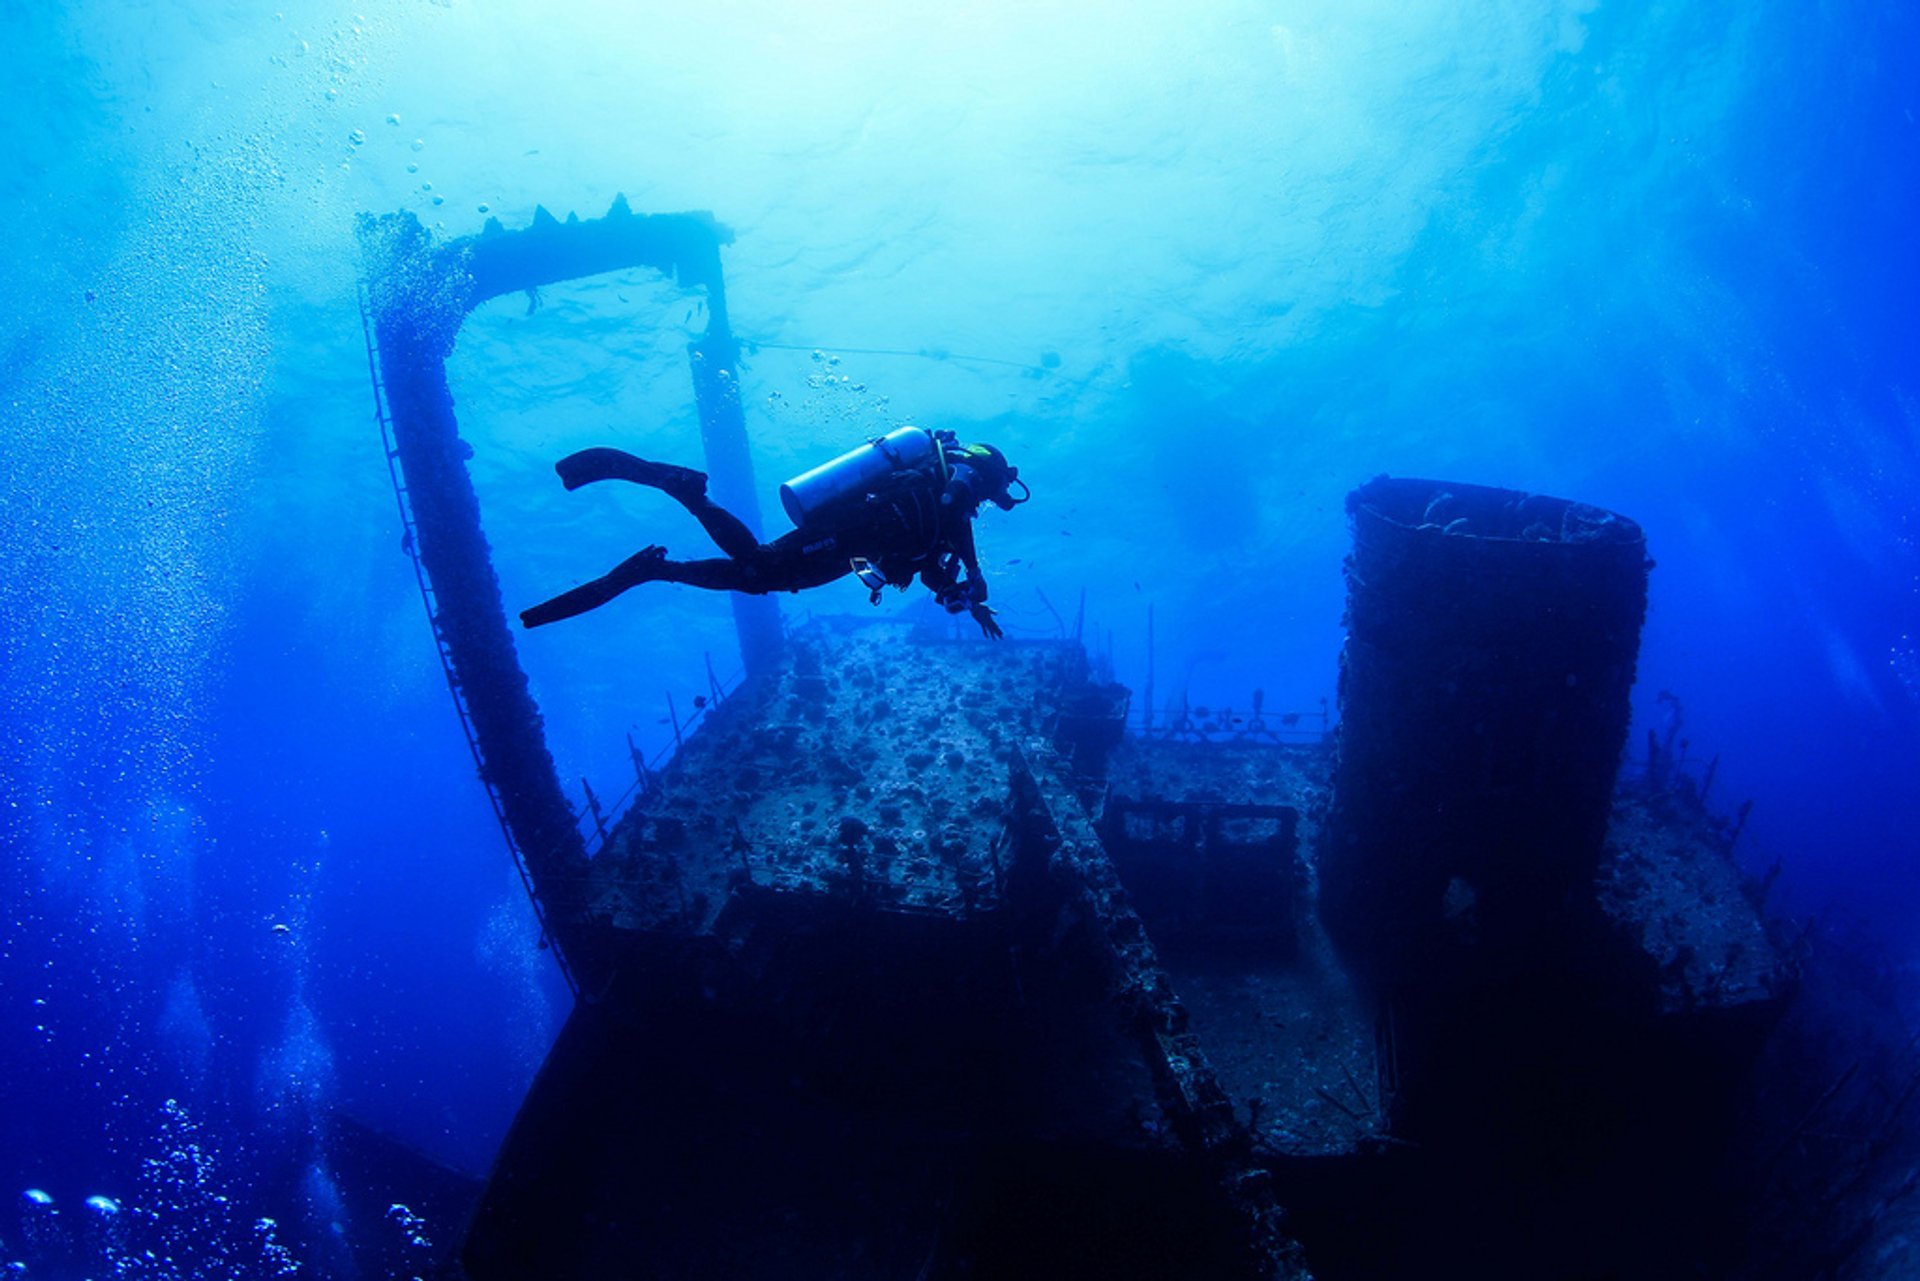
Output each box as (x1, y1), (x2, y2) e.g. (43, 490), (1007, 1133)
(920, 553), (961, 600)
(951, 516), (987, 603)
(920, 513), (988, 614)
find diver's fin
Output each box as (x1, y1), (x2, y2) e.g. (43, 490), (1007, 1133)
(555, 448), (707, 501)
(519, 547), (668, 628)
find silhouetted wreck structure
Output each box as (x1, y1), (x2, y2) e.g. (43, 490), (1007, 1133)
(360, 201), (1798, 1280)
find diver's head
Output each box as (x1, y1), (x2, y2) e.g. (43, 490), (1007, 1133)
(949, 442), (1028, 511)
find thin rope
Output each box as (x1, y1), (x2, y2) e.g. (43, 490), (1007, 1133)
(743, 338), (1051, 375)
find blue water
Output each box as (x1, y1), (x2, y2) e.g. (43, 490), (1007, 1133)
(2, 1), (1915, 1274)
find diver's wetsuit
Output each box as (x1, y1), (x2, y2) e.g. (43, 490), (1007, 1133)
(519, 447), (987, 628)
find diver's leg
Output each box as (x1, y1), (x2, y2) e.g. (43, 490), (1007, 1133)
(653, 557), (762, 590)
(653, 534), (853, 594)
(729, 531), (856, 593)
(676, 495), (762, 560)
(553, 447), (761, 559)
(520, 532), (857, 628)
(519, 546), (668, 628)
(554, 448), (708, 500)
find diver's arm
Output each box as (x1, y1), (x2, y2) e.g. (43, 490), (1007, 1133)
(949, 517), (987, 601)
(920, 552), (964, 603)
(946, 517), (1001, 640)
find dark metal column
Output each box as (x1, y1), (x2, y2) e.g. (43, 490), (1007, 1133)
(681, 239), (783, 675)
(360, 213), (595, 980)
(1320, 476), (1650, 991)
(357, 200), (787, 994)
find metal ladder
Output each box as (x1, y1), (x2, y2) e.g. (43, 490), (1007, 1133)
(357, 285), (580, 1000)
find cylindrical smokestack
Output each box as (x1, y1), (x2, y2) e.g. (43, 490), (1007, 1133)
(1320, 476), (1650, 992)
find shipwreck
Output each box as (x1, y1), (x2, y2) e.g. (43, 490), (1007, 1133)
(356, 199), (1794, 1280)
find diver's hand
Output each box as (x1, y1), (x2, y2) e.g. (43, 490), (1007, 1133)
(972, 603), (1003, 640)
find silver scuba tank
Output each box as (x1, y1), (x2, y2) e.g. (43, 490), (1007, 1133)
(779, 426), (940, 527)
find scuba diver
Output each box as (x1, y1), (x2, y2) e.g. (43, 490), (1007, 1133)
(519, 427), (1027, 639)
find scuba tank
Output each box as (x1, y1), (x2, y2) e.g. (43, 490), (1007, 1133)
(779, 426), (942, 527)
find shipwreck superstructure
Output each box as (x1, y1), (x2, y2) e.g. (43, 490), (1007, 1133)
(358, 200), (1795, 1280)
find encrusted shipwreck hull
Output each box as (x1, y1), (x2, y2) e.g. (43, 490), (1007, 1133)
(464, 620), (1320, 1279)
(459, 613), (1787, 1280)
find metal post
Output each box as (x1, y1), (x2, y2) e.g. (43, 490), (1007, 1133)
(1143, 604), (1157, 737)
(686, 245), (783, 676)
